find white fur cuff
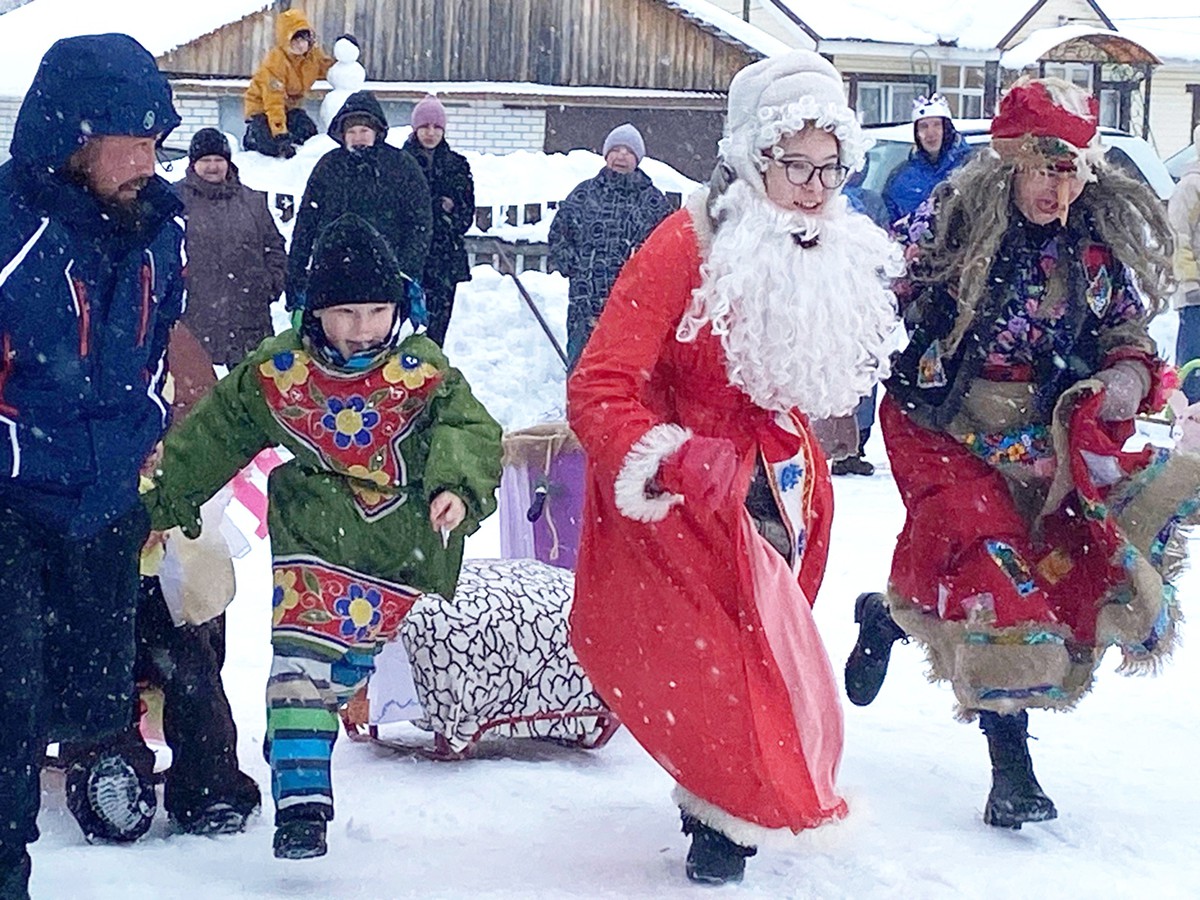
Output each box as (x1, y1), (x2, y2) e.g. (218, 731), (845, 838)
(613, 423), (691, 523)
(674, 785), (795, 849)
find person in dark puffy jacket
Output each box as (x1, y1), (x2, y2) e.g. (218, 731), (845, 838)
(548, 124), (673, 367)
(881, 93), (974, 229)
(286, 90), (432, 311)
(0, 34), (185, 897)
(402, 95), (475, 346)
(175, 128), (286, 366)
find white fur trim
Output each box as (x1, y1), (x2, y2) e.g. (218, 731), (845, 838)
(613, 423), (691, 522)
(720, 51), (868, 191)
(673, 785), (844, 848)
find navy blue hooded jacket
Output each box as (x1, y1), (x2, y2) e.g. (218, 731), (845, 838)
(0, 34), (185, 537)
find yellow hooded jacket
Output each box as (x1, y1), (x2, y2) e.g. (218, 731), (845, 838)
(244, 9), (334, 137)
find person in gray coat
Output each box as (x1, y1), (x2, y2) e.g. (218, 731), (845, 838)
(548, 124), (672, 367)
(175, 128), (286, 366)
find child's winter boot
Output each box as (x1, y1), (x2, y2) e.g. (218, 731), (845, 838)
(979, 710), (1057, 829)
(681, 813), (756, 885)
(273, 811), (328, 860)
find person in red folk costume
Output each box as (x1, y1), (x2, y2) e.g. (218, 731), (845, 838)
(845, 77), (1200, 830)
(567, 50), (902, 886)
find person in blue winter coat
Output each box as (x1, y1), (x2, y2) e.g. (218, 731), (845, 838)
(548, 124), (673, 368)
(0, 34), (185, 899)
(881, 93), (974, 229)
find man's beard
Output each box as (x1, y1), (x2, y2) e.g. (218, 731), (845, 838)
(677, 180), (902, 418)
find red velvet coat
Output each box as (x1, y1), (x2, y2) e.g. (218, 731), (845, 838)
(567, 207), (847, 837)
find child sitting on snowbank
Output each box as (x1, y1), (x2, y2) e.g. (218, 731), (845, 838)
(143, 213), (503, 860)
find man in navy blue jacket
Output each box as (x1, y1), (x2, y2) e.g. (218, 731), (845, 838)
(0, 34), (184, 898)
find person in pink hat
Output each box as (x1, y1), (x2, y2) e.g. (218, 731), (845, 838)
(402, 94), (475, 346)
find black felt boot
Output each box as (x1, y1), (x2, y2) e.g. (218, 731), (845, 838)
(979, 710), (1058, 829)
(681, 813), (756, 885)
(844, 592), (906, 706)
(273, 803), (330, 860)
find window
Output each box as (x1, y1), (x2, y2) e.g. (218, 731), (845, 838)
(857, 82), (923, 125)
(938, 64), (985, 119)
(1099, 90), (1121, 129)
(1042, 63), (1093, 92)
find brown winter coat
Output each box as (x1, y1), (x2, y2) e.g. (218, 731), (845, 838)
(175, 165), (286, 366)
(243, 9), (333, 137)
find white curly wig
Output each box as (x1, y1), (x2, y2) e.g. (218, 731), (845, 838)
(718, 49), (870, 192)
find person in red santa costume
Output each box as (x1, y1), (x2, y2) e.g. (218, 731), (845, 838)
(567, 50), (902, 885)
(845, 76), (1200, 830)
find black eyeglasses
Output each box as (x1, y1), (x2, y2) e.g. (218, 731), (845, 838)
(770, 158), (849, 189)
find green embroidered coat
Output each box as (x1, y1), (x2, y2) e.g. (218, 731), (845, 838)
(144, 330), (502, 649)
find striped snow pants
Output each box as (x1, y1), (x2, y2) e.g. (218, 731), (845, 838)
(265, 641), (376, 824)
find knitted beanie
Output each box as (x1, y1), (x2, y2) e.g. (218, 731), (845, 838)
(308, 214), (408, 313)
(719, 49), (866, 189)
(188, 127), (231, 163)
(602, 123), (645, 163)
(411, 94), (447, 131)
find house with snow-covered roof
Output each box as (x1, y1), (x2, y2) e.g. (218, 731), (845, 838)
(0, 0), (792, 180)
(710, 0), (1200, 155)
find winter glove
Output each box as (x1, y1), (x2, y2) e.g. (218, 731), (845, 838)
(407, 279), (429, 329)
(656, 436), (740, 513)
(810, 414), (859, 460)
(1095, 360), (1151, 421)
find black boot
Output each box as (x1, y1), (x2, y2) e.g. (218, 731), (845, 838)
(64, 746), (157, 844)
(979, 711), (1057, 829)
(273, 820), (327, 859)
(831, 454), (875, 476)
(681, 813), (756, 885)
(273, 804), (330, 860)
(844, 592), (905, 706)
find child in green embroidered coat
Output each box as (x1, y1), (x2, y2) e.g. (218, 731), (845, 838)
(142, 213), (502, 860)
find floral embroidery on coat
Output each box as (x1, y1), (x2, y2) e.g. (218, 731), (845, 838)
(258, 349), (444, 519)
(271, 555), (421, 650)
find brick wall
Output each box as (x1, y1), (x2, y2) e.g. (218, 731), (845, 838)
(447, 101), (545, 154)
(169, 94), (222, 153)
(0, 91), (547, 161)
(0, 95), (23, 160)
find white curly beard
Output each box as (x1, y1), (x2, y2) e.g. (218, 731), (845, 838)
(677, 180), (903, 417)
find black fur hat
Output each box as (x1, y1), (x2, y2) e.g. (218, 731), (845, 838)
(188, 127), (231, 163)
(308, 214), (409, 314)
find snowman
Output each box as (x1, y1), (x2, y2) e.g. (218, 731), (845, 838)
(321, 35), (367, 131)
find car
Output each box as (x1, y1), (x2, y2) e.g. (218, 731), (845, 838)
(853, 120), (1176, 219)
(1166, 142), (1196, 182)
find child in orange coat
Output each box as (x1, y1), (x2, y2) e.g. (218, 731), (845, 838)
(243, 8), (335, 158)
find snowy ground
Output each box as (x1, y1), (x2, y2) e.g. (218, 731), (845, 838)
(26, 149), (1200, 897)
(32, 300), (1200, 897)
